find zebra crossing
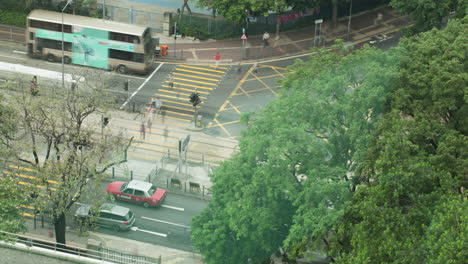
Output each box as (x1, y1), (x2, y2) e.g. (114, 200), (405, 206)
(148, 64), (230, 122)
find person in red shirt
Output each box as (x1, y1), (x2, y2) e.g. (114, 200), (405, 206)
(214, 52), (221, 68)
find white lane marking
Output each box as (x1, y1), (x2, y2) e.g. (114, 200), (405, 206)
(0, 61), (85, 82)
(13, 50), (27, 54)
(120, 62), (164, 109)
(161, 204), (185, 211)
(0, 54), (27, 60)
(141, 216), (190, 229)
(130, 226), (167, 237)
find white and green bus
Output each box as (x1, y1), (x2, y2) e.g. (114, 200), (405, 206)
(26, 10), (154, 74)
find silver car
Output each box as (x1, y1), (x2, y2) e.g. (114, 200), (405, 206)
(74, 203), (136, 231)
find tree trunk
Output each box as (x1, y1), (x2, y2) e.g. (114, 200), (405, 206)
(332, 0), (338, 28)
(54, 212), (67, 248)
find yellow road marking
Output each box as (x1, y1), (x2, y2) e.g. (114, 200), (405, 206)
(170, 81), (214, 90)
(153, 101), (195, 112)
(9, 164), (37, 172)
(156, 93), (205, 104)
(3, 170), (59, 184)
(245, 73), (285, 81)
(173, 72), (221, 82)
(149, 97), (202, 108)
(158, 89), (207, 99)
(179, 65), (226, 74)
(253, 74), (278, 97)
(22, 212), (35, 217)
(18, 181), (56, 191)
(207, 119), (240, 128)
(208, 65), (229, 70)
(174, 77), (217, 86)
(162, 85), (210, 94)
(228, 101), (241, 114)
(213, 118), (232, 137)
(176, 68), (223, 77)
(20, 205), (35, 210)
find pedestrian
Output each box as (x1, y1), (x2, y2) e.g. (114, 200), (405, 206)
(214, 52), (221, 68)
(161, 109), (166, 124)
(253, 62), (258, 74)
(262, 32), (270, 47)
(30, 76), (38, 96)
(236, 63), (242, 80)
(168, 74), (174, 89)
(139, 121), (146, 140)
(152, 97), (163, 114)
(147, 118), (152, 134)
(163, 126), (168, 142)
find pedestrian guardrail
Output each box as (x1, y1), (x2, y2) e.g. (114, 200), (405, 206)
(0, 230), (160, 264)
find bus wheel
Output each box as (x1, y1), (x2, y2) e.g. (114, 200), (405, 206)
(46, 53), (55, 62)
(63, 56), (71, 64)
(117, 65), (128, 74)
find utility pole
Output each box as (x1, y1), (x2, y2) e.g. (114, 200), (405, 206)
(173, 22), (177, 58)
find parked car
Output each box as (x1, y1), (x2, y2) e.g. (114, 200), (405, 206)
(74, 203), (136, 231)
(369, 33), (393, 45)
(106, 180), (167, 208)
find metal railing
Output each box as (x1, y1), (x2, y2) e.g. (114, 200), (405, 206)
(0, 230), (159, 264)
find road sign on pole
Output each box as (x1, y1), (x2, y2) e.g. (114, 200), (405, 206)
(241, 33), (247, 40)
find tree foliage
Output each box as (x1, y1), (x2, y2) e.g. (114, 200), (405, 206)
(332, 16), (467, 263)
(192, 41), (401, 263)
(390, 0), (467, 33)
(0, 94), (27, 235)
(1, 72), (131, 245)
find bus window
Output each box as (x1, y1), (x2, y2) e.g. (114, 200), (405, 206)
(109, 49), (144, 63)
(29, 19), (72, 33)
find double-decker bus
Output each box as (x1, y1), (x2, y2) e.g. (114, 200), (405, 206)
(26, 10), (154, 74)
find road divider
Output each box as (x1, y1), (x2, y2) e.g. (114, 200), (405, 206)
(141, 216), (190, 229)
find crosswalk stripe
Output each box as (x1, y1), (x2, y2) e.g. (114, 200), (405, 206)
(172, 72), (220, 82)
(144, 106), (194, 118)
(158, 89), (207, 99)
(175, 68), (223, 78)
(9, 164), (37, 172)
(148, 98), (202, 108)
(179, 65), (226, 74)
(174, 77), (217, 86)
(22, 212), (35, 217)
(18, 181), (56, 191)
(170, 81), (214, 90)
(209, 65), (229, 70)
(162, 85), (210, 94)
(156, 94), (204, 102)
(153, 101), (195, 112)
(3, 170), (60, 184)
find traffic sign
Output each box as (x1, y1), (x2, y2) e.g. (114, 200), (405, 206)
(241, 33), (247, 40)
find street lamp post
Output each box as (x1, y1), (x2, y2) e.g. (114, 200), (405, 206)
(347, 0), (353, 41)
(62, 0), (73, 89)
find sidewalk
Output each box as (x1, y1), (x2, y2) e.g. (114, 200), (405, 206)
(22, 219), (202, 264)
(156, 5), (411, 63)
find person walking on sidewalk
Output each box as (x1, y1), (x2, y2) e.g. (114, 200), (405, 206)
(214, 52), (221, 68)
(262, 32), (270, 47)
(139, 121), (146, 140)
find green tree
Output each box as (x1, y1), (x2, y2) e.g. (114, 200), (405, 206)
(390, 0), (467, 34)
(333, 16), (467, 263)
(192, 41), (400, 263)
(0, 94), (27, 236)
(2, 73), (132, 246)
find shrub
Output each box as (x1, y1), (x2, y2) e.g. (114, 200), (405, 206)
(0, 11), (27, 27)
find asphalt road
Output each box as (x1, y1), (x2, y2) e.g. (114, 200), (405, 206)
(72, 189), (208, 252)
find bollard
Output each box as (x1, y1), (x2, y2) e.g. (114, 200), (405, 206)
(112, 167), (115, 179)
